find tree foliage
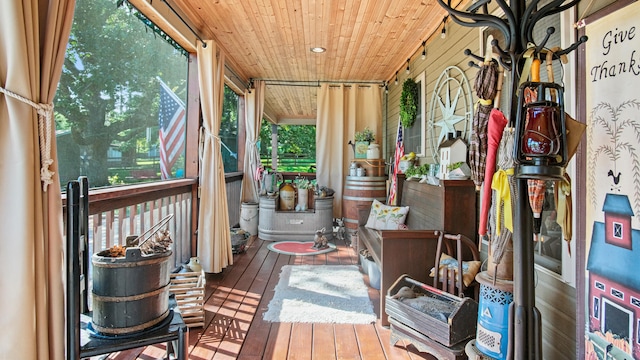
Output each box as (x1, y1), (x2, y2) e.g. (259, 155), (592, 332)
(55, 0), (187, 186)
(259, 121), (315, 156)
(220, 86), (239, 172)
(259, 120), (316, 170)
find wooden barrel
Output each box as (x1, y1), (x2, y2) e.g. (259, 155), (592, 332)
(342, 176), (387, 231)
(92, 248), (172, 335)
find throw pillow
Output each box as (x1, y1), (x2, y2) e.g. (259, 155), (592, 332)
(429, 253), (481, 287)
(364, 199), (409, 230)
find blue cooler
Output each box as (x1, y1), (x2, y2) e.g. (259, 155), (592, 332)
(475, 281), (513, 359)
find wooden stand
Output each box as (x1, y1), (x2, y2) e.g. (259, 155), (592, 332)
(390, 317), (469, 360)
(352, 158), (386, 177)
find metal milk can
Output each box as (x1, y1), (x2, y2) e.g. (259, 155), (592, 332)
(261, 171), (283, 194)
(349, 162), (358, 176)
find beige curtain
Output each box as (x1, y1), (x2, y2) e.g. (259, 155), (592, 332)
(197, 40), (233, 273)
(0, 0), (75, 359)
(316, 84), (382, 217)
(240, 79), (266, 203)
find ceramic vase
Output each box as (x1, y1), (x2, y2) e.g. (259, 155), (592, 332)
(188, 257), (202, 273)
(367, 143), (380, 159)
(297, 188), (308, 211)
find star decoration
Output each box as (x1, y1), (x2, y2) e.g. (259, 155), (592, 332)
(434, 81), (465, 146)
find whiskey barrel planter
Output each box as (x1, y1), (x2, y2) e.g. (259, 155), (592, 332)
(91, 248), (172, 335)
(342, 176), (387, 231)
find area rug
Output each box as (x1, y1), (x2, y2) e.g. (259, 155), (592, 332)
(262, 265), (376, 324)
(267, 240), (337, 256)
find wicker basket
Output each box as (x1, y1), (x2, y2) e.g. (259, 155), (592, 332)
(169, 271), (205, 328)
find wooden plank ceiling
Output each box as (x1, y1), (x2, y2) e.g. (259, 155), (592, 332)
(169, 0), (450, 123)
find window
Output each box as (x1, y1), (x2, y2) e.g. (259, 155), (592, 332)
(402, 72), (425, 157)
(602, 299), (633, 343)
(55, 0), (189, 188)
(611, 288), (624, 300)
(259, 120), (316, 173)
(220, 85), (239, 173)
(613, 222), (623, 239)
(533, 181), (563, 273)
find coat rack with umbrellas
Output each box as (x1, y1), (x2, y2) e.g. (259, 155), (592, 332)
(436, 0), (587, 359)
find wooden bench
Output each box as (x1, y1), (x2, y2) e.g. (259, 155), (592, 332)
(356, 176), (477, 326)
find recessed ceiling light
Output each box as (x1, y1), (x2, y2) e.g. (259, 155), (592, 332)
(310, 47), (326, 53)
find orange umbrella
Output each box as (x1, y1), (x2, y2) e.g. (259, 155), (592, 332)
(528, 179), (545, 235)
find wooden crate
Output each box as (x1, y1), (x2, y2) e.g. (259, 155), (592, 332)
(385, 275), (477, 347)
(170, 271), (205, 328)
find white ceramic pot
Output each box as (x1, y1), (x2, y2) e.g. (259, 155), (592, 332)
(398, 160), (412, 173)
(297, 188), (308, 211)
(187, 257), (202, 272)
(367, 143), (380, 159)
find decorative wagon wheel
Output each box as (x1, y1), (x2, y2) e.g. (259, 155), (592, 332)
(427, 66), (474, 162)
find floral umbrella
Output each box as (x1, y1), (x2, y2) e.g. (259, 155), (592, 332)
(469, 61), (499, 190)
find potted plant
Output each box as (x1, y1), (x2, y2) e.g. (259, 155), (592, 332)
(446, 161), (471, 179)
(354, 127), (376, 159)
(404, 163), (430, 180)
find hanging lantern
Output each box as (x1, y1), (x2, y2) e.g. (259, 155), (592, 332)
(513, 81), (568, 180)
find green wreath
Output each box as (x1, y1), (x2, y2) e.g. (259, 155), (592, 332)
(400, 78), (419, 128)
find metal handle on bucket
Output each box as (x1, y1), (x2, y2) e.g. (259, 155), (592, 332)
(131, 213), (174, 248)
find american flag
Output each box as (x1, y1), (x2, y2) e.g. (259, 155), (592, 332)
(158, 79), (186, 179)
(388, 121), (404, 205)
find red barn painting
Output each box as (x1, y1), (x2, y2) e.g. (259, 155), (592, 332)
(587, 194), (639, 359)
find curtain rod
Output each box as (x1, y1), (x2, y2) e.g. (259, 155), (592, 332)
(258, 79), (385, 87)
(160, 0), (206, 48)
(225, 64), (247, 85)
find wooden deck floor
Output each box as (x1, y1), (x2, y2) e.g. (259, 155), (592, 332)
(102, 236), (435, 360)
